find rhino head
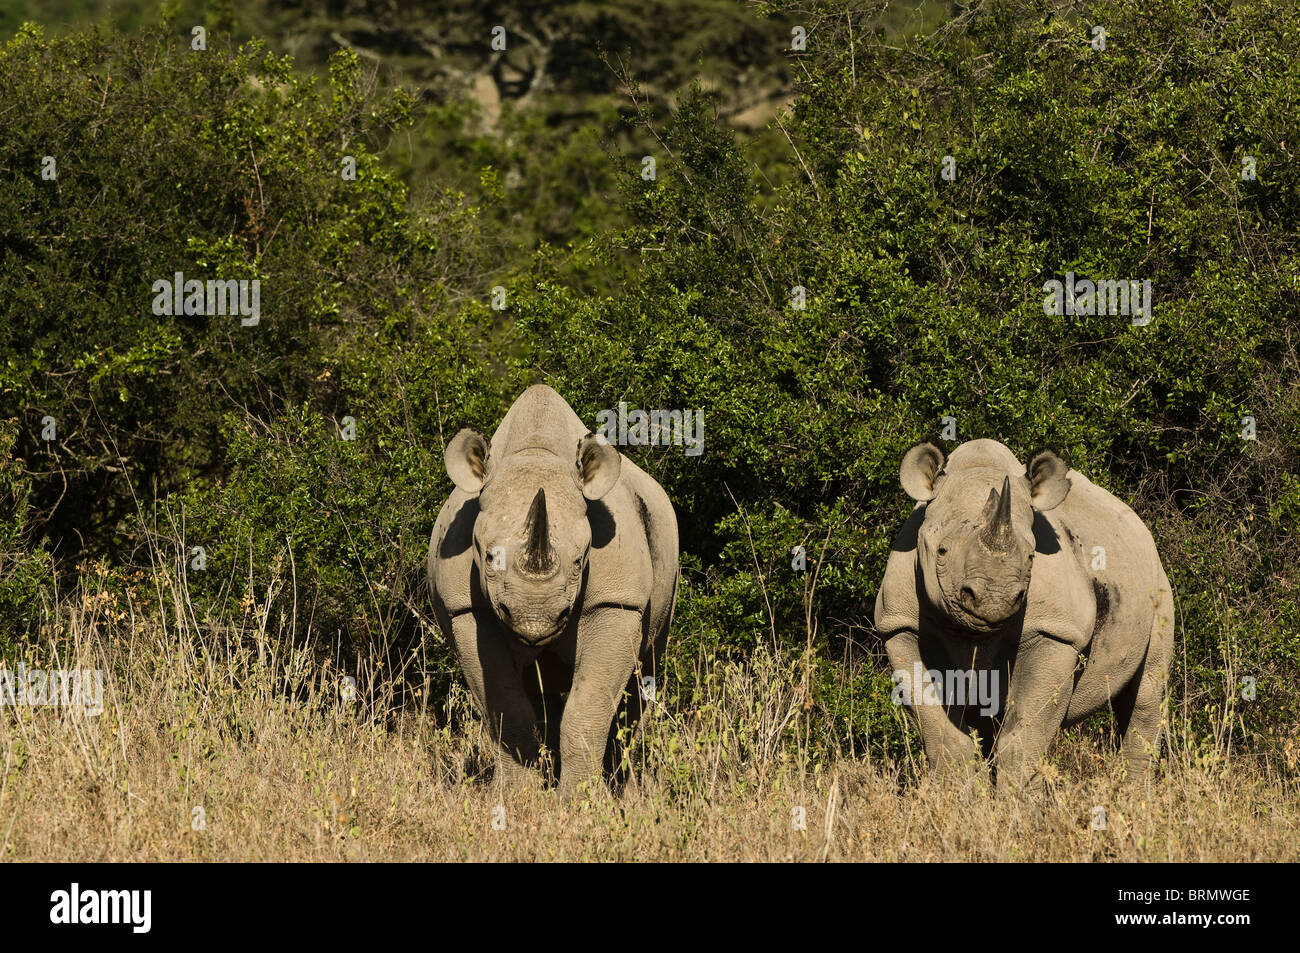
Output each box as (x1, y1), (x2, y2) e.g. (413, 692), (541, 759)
(899, 441), (1071, 635)
(444, 428), (621, 645)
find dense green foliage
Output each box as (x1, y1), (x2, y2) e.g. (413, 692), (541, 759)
(511, 0), (1300, 757)
(0, 24), (477, 555)
(3, 0), (1298, 766)
(0, 420), (54, 649)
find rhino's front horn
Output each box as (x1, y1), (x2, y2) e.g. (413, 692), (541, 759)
(517, 488), (559, 578)
(980, 475), (1016, 552)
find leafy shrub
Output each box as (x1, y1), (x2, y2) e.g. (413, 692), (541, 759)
(0, 25), (470, 563)
(0, 419), (55, 654)
(4, 0), (1298, 769)
(512, 0), (1300, 755)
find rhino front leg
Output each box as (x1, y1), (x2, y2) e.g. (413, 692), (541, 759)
(559, 606), (642, 797)
(884, 630), (984, 772)
(448, 611), (543, 786)
(993, 634), (1080, 791)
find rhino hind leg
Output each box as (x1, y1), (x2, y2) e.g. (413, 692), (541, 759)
(1115, 577), (1174, 777)
(525, 687), (565, 785)
(1113, 654), (1164, 777)
(603, 672), (643, 788)
(521, 654), (571, 785)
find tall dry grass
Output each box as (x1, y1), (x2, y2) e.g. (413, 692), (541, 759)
(1, 560), (1297, 862)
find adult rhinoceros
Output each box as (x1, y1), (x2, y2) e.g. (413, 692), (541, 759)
(428, 385), (679, 794)
(874, 439), (1173, 787)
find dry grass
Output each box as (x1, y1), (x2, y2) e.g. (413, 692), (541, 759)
(2, 567), (1297, 862)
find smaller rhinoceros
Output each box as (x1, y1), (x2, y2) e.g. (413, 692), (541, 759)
(874, 439), (1173, 787)
(427, 385), (679, 794)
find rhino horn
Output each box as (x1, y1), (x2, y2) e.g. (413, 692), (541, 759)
(980, 476), (1016, 551)
(518, 488), (558, 577)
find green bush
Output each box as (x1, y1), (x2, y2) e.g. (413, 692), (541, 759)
(0, 24), (474, 563)
(170, 308), (505, 669)
(0, 420), (55, 655)
(511, 0), (1300, 754)
(4, 0), (1298, 768)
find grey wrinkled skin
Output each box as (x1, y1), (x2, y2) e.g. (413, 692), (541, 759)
(875, 439), (1174, 789)
(428, 385), (679, 795)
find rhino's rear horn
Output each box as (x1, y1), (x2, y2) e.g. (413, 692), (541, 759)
(980, 475), (1016, 551)
(518, 488), (559, 577)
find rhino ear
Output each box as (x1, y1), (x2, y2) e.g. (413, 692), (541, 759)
(900, 442), (945, 502)
(1027, 450), (1070, 511)
(575, 432), (621, 500)
(445, 428), (491, 495)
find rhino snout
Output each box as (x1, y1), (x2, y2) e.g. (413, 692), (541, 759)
(958, 577), (1027, 620)
(498, 600), (571, 644)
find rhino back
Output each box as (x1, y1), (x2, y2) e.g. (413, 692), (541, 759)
(491, 384), (587, 457)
